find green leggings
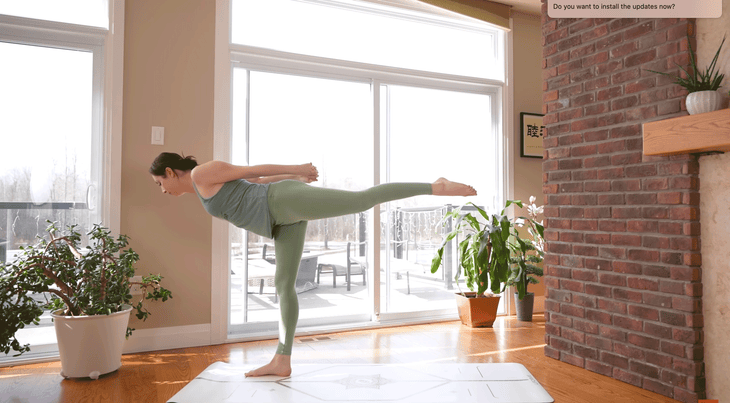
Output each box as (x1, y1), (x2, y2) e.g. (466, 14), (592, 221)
(266, 180), (432, 355)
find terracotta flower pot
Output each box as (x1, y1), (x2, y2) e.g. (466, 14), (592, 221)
(455, 292), (501, 328)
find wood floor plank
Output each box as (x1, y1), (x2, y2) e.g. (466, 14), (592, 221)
(0, 315), (680, 403)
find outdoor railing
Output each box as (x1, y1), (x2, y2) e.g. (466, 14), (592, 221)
(0, 201), (89, 263)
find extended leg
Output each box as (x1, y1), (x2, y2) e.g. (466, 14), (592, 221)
(245, 220), (307, 377)
(268, 181), (433, 226)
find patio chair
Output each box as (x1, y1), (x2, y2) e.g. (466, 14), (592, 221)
(316, 242), (367, 291)
(261, 244), (275, 264)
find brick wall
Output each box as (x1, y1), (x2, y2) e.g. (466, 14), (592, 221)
(540, 6), (705, 402)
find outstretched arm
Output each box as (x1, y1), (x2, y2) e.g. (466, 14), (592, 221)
(248, 174), (317, 184)
(191, 161), (318, 186)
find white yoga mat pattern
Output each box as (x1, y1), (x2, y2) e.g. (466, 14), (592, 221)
(168, 362), (554, 403)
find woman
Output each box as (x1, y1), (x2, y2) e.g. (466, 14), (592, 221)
(149, 152), (476, 377)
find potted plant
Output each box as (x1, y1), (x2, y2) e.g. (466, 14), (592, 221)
(646, 33), (726, 115)
(507, 196), (545, 322)
(431, 200), (519, 327)
(0, 222), (172, 379)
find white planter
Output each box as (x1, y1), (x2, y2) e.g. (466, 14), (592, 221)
(686, 90), (723, 115)
(52, 305), (132, 379)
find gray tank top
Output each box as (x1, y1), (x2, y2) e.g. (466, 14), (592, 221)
(193, 180), (273, 238)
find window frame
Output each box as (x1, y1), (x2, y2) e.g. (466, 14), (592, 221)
(0, 1), (125, 367)
(212, 0), (510, 344)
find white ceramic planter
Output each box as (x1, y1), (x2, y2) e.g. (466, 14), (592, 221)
(52, 305), (132, 379)
(686, 90), (723, 115)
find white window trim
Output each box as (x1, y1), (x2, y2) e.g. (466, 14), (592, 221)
(103, 0), (125, 235)
(212, 0), (510, 345)
(0, 1), (125, 367)
(212, 0), (233, 345)
(229, 43), (503, 94)
(503, 16), (515, 316)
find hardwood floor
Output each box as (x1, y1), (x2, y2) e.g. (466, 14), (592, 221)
(1, 315), (679, 403)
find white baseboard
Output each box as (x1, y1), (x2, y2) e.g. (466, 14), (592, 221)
(3, 304), (548, 368)
(122, 299), (545, 356)
(123, 323), (212, 354)
(0, 324), (213, 368)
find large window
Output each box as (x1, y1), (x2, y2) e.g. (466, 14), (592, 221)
(0, 2), (121, 364)
(218, 0), (506, 341)
(0, 0), (108, 28)
(231, 0), (501, 79)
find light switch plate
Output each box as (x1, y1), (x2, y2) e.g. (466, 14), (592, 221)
(151, 126), (164, 145)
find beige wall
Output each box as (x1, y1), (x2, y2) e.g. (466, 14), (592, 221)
(697, 0), (730, 399)
(512, 11), (546, 302)
(698, 153), (730, 402)
(697, 0), (730, 101)
(122, 0), (215, 329)
(120, 1), (546, 330)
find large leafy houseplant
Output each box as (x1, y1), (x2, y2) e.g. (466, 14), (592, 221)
(507, 196), (545, 301)
(0, 222), (172, 356)
(431, 201), (523, 297)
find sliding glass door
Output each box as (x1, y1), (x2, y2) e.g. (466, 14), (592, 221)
(227, 69), (504, 335)
(229, 70), (374, 334)
(379, 84), (504, 317)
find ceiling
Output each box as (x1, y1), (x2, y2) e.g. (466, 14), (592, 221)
(372, 0), (543, 20)
(499, 0), (542, 15)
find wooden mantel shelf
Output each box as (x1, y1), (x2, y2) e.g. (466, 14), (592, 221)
(642, 109), (730, 156)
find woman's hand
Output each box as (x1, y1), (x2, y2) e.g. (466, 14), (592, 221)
(294, 174), (317, 184)
(298, 163), (319, 183)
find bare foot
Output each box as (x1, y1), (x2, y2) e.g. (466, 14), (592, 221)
(432, 178), (477, 196)
(245, 353), (292, 377)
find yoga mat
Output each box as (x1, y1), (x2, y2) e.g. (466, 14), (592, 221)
(168, 362), (554, 402)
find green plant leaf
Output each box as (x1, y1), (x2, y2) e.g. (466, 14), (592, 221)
(647, 33), (726, 92)
(0, 222), (173, 356)
(462, 213), (481, 232)
(469, 202), (489, 222)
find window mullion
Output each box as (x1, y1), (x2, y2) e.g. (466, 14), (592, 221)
(0, 15), (106, 48)
(371, 80), (381, 320)
(229, 44), (501, 95)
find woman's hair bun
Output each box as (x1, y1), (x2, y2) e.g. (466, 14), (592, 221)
(149, 152), (198, 176)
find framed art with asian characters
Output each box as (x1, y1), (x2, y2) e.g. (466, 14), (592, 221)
(520, 112), (545, 159)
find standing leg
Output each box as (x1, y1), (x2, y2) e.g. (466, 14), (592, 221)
(245, 220), (307, 377)
(272, 221), (307, 356)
